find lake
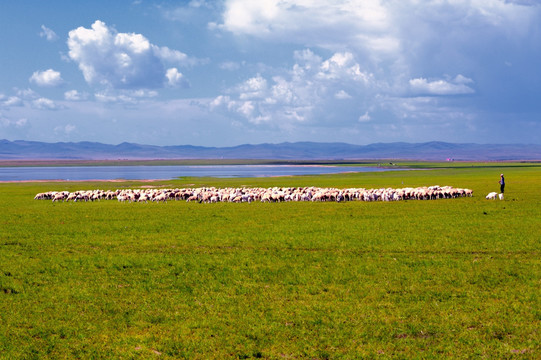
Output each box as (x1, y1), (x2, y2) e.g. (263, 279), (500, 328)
(0, 165), (405, 181)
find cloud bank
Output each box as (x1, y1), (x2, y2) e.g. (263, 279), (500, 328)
(211, 49), (376, 128)
(208, 0), (539, 142)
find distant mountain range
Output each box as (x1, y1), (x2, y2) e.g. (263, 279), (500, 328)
(1, 139), (540, 161)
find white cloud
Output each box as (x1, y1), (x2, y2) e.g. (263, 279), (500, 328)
(39, 25), (58, 41)
(15, 118), (28, 127)
(54, 124), (76, 135)
(210, 44), (481, 139)
(0, 115), (27, 128)
(218, 0), (540, 95)
(67, 20), (193, 89)
(219, 0), (396, 57)
(95, 91), (135, 104)
(93, 89), (158, 104)
(409, 76), (475, 96)
(17, 88), (39, 99)
(2, 96), (23, 107)
(358, 112), (371, 122)
(131, 89), (159, 98)
(29, 69), (64, 87)
(64, 90), (89, 101)
(210, 95), (231, 109)
(165, 68), (187, 87)
(211, 49), (372, 128)
(238, 75), (267, 100)
(154, 46), (190, 64)
(32, 98), (61, 110)
(454, 74), (474, 84)
(335, 90), (352, 99)
(317, 52), (372, 83)
(237, 101), (255, 117)
(293, 49), (322, 69)
(219, 0), (536, 48)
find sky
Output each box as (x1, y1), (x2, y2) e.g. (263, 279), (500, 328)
(1, 0), (540, 147)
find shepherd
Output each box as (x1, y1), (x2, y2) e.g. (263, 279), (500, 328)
(499, 173), (505, 194)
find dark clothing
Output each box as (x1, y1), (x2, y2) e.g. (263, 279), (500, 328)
(499, 176), (505, 193)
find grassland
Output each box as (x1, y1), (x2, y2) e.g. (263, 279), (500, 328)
(0, 164), (539, 359)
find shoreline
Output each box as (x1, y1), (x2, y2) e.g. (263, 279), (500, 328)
(0, 159), (381, 167)
(0, 163), (392, 183)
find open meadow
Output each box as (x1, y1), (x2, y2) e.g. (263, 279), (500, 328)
(0, 163), (539, 359)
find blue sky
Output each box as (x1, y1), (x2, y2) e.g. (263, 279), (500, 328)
(1, 0), (540, 146)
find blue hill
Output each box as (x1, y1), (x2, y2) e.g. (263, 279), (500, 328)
(1, 140), (540, 161)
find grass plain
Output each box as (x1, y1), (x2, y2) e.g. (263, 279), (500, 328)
(0, 163), (540, 359)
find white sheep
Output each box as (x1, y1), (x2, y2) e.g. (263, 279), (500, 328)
(486, 192), (497, 200)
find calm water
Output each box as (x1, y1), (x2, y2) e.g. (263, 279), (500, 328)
(0, 165), (404, 181)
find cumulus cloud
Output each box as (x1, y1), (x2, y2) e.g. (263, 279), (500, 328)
(67, 20), (192, 89)
(1, 88), (64, 110)
(238, 75), (267, 100)
(409, 76), (475, 95)
(165, 68), (187, 87)
(317, 52), (372, 83)
(210, 44), (481, 138)
(39, 25), (58, 41)
(211, 49), (374, 127)
(29, 69), (64, 87)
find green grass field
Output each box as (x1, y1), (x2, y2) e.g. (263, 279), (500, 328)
(1, 164), (539, 359)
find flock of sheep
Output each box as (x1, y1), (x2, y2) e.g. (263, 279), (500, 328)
(34, 185), (473, 203)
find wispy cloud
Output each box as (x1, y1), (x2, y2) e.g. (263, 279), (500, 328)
(64, 90), (89, 101)
(409, 76), (475, 96)
(39, 25), (58, 41)
(32, 97), (62, 110)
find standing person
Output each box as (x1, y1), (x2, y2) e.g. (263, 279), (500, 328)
(499, 173), (505, 193)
